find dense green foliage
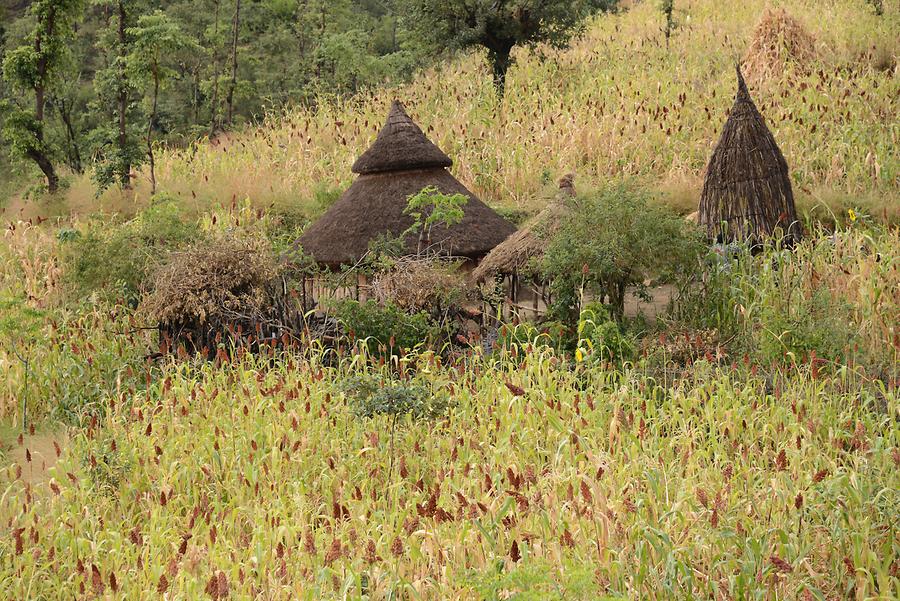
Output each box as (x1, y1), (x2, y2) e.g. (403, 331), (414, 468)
(400, 0), (618, 92)
(668, 217), (897, 374)
(1, 0), (86, 193)
(57, 195), (198, 300)
(542, 185), (703, 321)
(333, 298), (438, 355)
(344, 373), (450, 421)
(0, 0), (439, 194)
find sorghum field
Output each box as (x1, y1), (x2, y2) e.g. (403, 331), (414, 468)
(0, 213), (897, 598)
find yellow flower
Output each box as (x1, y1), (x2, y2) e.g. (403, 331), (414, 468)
(575, 348), (584, 363)
(848, 208), (857, 222)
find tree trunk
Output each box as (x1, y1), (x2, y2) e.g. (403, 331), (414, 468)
(611, 281), (626, 321)
(117, 0), (131, 189)
(26, 148), (60, 193)
(29, 6), (61, 192)
(35, 83), (45, 122)
(55, 96), (83, 173)
(209, 0), (221, 136)
(147, 67), (160, 195)
(30, 82), (60, 193)
(192, 64), (201, 123)
(487, 43), (514, 96)
(225, 0), (241, 127)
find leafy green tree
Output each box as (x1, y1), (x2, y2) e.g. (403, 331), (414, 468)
(1, 0), (435, 197)
(542, 185), (703, 322)
(400, 0), (617, 94)
(91, 0), (146, 192)
(127, 12), (200, 193)
(224, 0), (241, 126)
(206, 0), (224, 135)
(403, 186), (468, 254)
(1, 0), (85, 193)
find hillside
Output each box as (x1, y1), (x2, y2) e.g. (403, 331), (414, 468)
(0, 1), (898, 599)
(11, 0), (896, 223)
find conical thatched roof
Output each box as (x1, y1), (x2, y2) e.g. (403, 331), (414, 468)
(472, 175), (576, 282)
(300, 102), (515, 268)
(352, 101), (452, 174)
(699, 66), (802, 245)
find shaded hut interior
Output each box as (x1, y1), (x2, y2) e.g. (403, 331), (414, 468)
(473, 175), (576, 320)
(699, 66), (802, 246)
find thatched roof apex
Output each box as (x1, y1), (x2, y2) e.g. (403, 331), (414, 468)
(351, 101), (453, 175)
(698, 65), (801, 244)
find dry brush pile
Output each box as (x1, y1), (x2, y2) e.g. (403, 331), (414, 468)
(140, 236), (287, 355)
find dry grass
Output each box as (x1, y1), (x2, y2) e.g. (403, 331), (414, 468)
(0, 222), (62, 307)
(370, 257), (473, 315)
(140, 236), (279, 328)
(741, 7), (819, 87)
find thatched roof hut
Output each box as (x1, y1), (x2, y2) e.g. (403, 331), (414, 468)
(699, 66), (802, 245)
(472, 174), (576, 282)
(300, 101), (515, 268)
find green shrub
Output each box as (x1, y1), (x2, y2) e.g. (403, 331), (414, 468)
(311, 182), (345, 216)
(343, 373), (450, 421)
(668, 228), (888, 371)
(332, 299), (437, 354)
(751, 264), (859, 366)
(266, 205), (311, 257)
(59, 194), (198, 301)
(668, 245), (752, 343)
(576, 303), (636, 364)
(542, 184), (703, 322)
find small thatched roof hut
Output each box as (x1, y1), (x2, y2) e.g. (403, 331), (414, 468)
(300, 101), (515, 268)
(472, 174), (576, 282)
(699, 66), (802, 245)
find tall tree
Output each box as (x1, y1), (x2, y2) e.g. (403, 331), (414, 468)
(208, 0), (222, 135)
(401, 0), (617, 95)
(115, 0), (129, 187)
(225, 0), (241, 127)
(92, 0), (145, 192)
(1, 0), (85, 193)
(127, 11), (199, 194)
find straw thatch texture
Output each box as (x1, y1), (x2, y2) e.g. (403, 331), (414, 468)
(352, 100), (452, 174)
(300, 168), (515, 267)
(300, 101), (515, 268)
(742, 8), (817, 88)
(472, 175), (576, 282)
(699, 66), (802, 245)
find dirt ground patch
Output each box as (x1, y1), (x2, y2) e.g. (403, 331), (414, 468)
(624, 284), (676, 320)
